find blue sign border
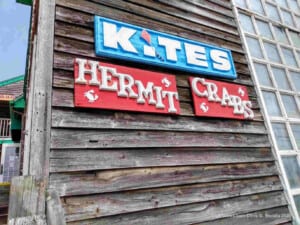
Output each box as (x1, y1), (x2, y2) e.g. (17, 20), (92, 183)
(94, 16), (237, 80)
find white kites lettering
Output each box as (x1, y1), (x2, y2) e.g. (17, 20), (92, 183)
(94, 16), (237, 79)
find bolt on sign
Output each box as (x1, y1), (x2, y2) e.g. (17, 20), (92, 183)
(189, 77), (254, 120)
(94, 16), (237, 80)
(74, 58), (180, 115)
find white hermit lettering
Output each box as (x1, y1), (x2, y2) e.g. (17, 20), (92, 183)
(98, 66), (118, 91)
(115, 73), (138, 98)
(75, 58), (100, 86)
(153, 86), (165, 109)
(135, 81), (156, 105)
(162, 91), (179, 113)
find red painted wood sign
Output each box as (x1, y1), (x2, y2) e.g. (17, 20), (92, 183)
(74, 58), (180, 114)
(189, 77), (254, 119)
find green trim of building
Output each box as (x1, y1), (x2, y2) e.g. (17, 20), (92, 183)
(10, 95), (25, 131)
(0, 140), (14, 145)
(0, 75), (24, 88)
(16, 0), (32, 6)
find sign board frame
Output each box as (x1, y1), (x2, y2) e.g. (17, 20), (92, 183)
(74, 58), (181, 115)
(94, 16), (237, 80)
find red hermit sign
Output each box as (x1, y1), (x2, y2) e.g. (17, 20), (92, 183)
(189, 77), (254, 120)
(74, 58), (180, 114)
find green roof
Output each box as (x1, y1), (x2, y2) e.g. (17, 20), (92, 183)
(0, 139), (14, 145)
(16, 0), (32, 6)
(0, 75), (24, 88)
(10, 95), (25, 110)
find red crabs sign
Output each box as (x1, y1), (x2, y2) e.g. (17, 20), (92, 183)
(189, 77), (254, 119)
(74, 58), (180, 115)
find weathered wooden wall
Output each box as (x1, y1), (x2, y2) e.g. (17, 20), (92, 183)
(50, 0), (291, 224)
(0, 183), (9, 224)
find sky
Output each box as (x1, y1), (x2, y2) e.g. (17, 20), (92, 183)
(0, 0), (31, 82)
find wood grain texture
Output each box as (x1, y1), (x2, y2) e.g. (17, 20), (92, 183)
(56, 0), (240, 44)
(62, 176), (282, 221)
(52, 59), (257, 95)
(54, 33), (248, 69)
(127, 0), (236, 26)
(52, 37), (251, 77)
(52, 56), (254, 88)
(8, 215), (47, 225)
(50, 162), (278, 196)
(67, 191), (287, 225)
(50, 148), (274, 172)
(48, 0), (291, 223)
(0, 184), (9, 208)
(91, 0), (237, 36)
(51, 108), (266, 133)
(21, 0), (55, 219)
(51, 87), (263, 119)
(51, 128), (270, 149)
(183, 0), (233, 15)
(0, 184), (9, 224)
(24, 0), (55, 180)
(46, 189), (66, 225)
(51, 69), (260, 113)
(194, 206), (291, 225)
(8, 176), (41, 219)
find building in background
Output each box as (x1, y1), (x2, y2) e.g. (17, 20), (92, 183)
(0, 75), (24, 183)
(233, 0), (300, 223)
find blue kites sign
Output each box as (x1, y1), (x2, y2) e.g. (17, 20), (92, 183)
(94, 16), (237, 80)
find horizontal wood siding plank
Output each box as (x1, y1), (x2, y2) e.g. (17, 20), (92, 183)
(206, 0), (232, 9)
(50, 148), (273, 172)
(51, 68), (259, 110)
(62, 176), (282, 221)
(67, 191), (287, 225)
(194, 206), (291, 225)
(52, 49), (251, 82)
(54, 13), (247, 60)
(54, 34), (248, 68)
(52, 63), (256, 94)
(51, 108), (266, 133)
(0, 185), (9, 207)
(184, 0), (232, 16)
(95, 0), (237, 33)
(51, 58), (256, 98)
(56, 0), (240, 44)
(50, 162), (278, 196)
(52, 60), (253, 89)
(51, 88), (263, 120)
(51, 128), (270, 149)
(130, 0), (236, 25)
